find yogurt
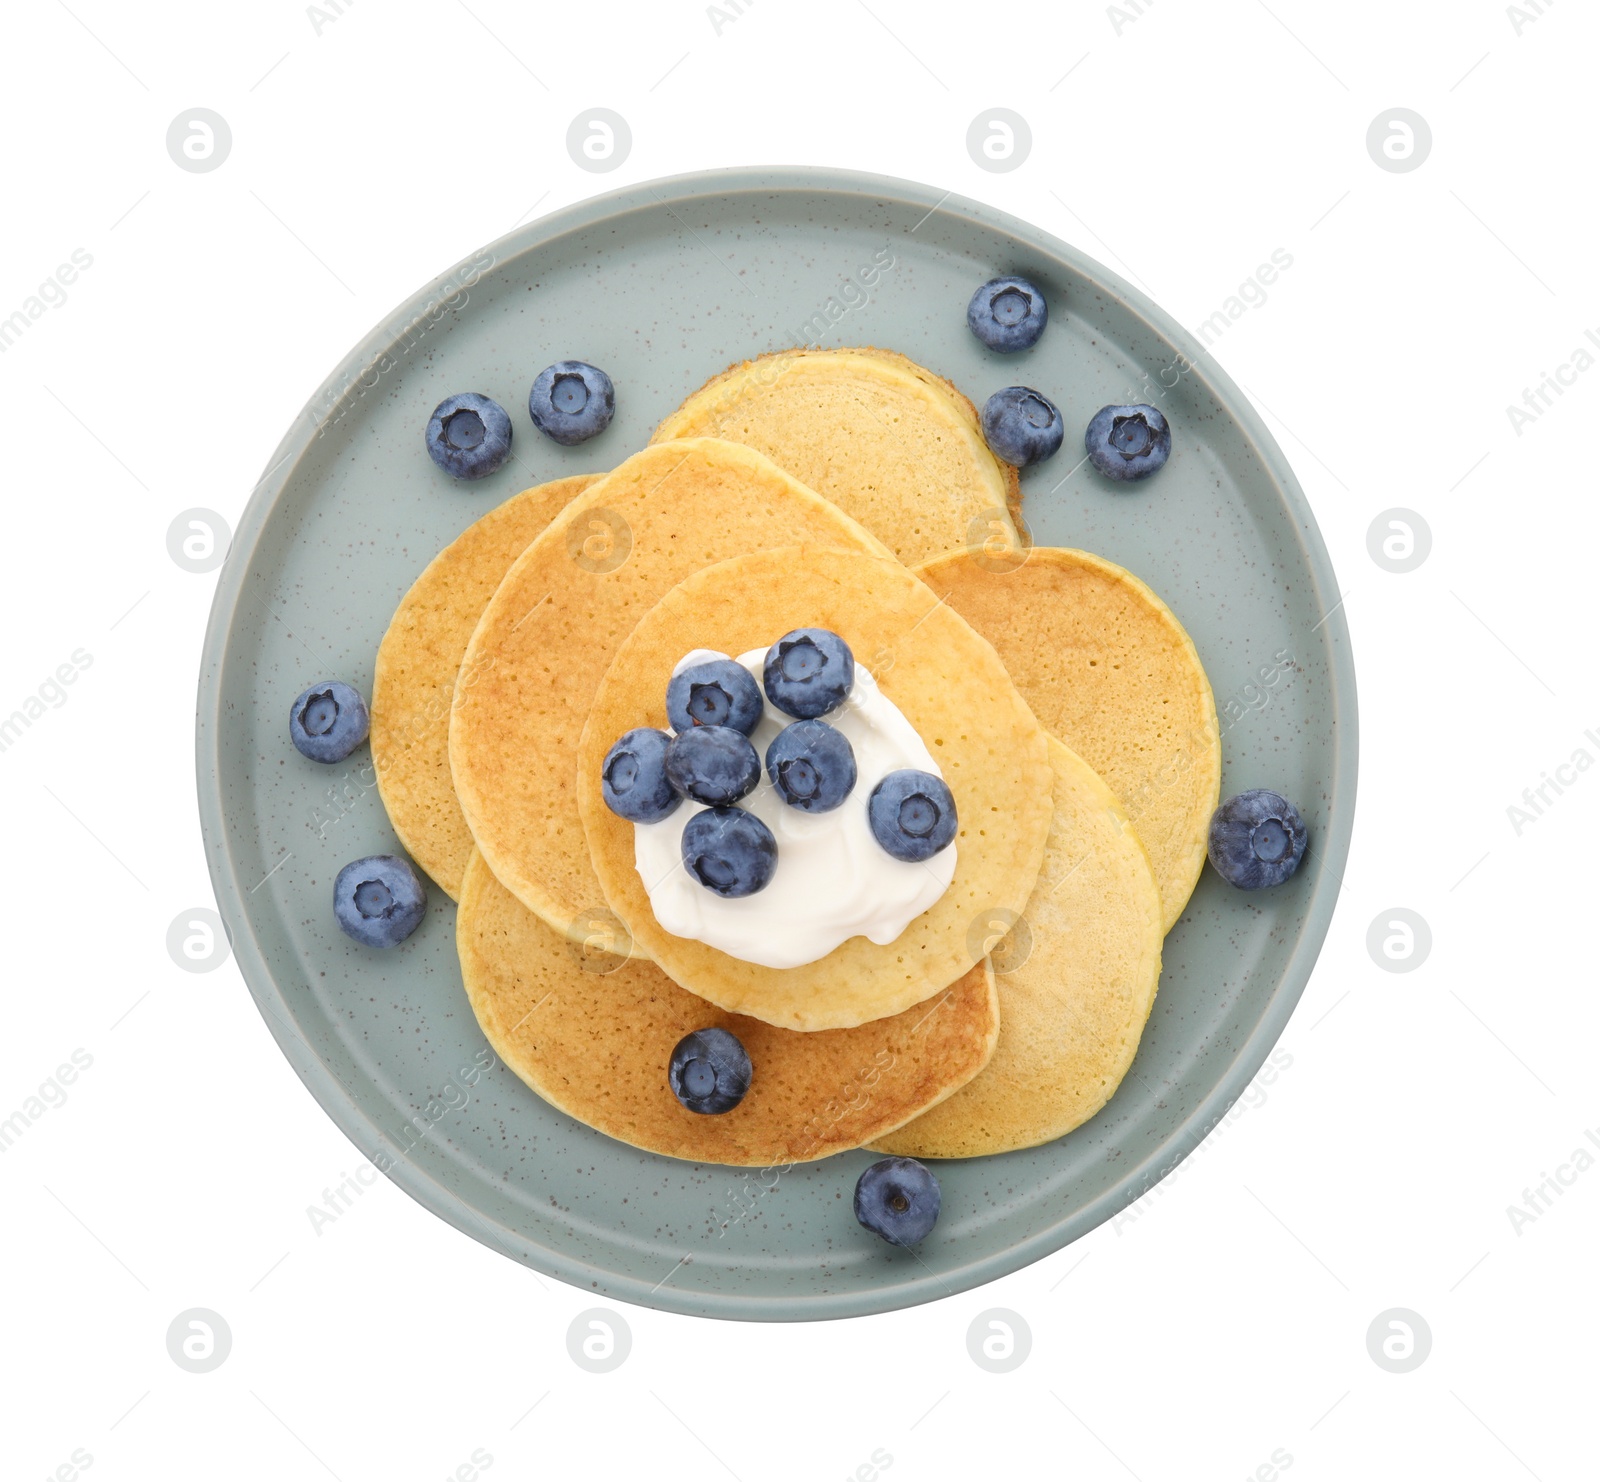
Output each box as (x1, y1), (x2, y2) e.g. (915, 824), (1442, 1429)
(633, 648), (955, 969)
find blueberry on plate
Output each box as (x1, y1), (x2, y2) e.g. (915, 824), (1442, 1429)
(854, 1157), (941, 1246)
(1207, 790), (1307, 889)
(668, 1027), (752, 1115)
(681, 806), (778, 897)
(1085, 403), (1172, 482)
(333, 855), (426, 948)
(424, 392), (513, 480)
(666, 657), (764, 736)
(601, 728), (680, 824)
(967, 275), (1048, 353)
(528, 360), (615, 445)
(289, 681), (369, 763)
(981, 386), (1064, 467)
(766, 719), (856, 813)
(868, 770), (958, 863)
(665, 726), (761, 806)
(762, 628), (854, 720)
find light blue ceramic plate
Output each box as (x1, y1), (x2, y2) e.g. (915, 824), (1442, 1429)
(197, 167), (1356, 1321)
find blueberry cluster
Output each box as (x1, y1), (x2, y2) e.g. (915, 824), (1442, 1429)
(423, 360), (616, 481)
(656, 737), (952, 1127)
(602, 630), (962, 897)
(600, 633), (853, 898)
(966, 274), (1173, 482)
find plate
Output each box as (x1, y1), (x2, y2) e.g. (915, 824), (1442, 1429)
(197, 167), (1356, 1320)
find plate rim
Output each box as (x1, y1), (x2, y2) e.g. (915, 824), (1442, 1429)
(196, 164), (1358, 1321)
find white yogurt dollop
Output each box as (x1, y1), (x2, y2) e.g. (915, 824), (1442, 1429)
(632, 647), (955, 970)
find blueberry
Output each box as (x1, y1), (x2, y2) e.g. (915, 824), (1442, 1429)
(1207, 790), (1308, 889)
(1085, 403), (1172, 482)
(765, 720), (856, 813)
(981, 386), (1065, 467)
(762, 628), (854, 720)
(601, 728), (680, 824)
(528, 360), (615, 445)
(868, 770), (958, 863)
(665, 726), (761, 806)
(967, 275), (1048, 353)
(666, 658), (764, 736)
(681, 806), (778, 897)
(667, 1027), (752, 1114)
(854, 1157), (941, 1246)
(333, 855), (426, 948)
(289, 681), (369, 763)
(424, 392), (513, 480)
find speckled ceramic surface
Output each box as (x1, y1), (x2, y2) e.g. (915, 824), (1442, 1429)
(196, 167), (1356, 1321)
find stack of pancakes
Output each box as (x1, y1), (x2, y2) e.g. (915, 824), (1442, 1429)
(371, 348), (1219, 1166)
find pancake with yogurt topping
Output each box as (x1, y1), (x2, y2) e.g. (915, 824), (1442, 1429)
(577, 546), (1053, 1032)
(633, 647), (954, 971)
(449, 439), (893, 947)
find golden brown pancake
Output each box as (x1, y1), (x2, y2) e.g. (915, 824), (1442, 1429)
(872, 738), (1163, 1158)
(449, 439), (892, 945)
(577, 546), (1053, 1031)
(915, 547), (1220, 932)
(652, 347), (1023, 566)
(456, 851), (1000, 1166)
(371, 476), (597, 898)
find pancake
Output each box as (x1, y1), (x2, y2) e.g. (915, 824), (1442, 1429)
(652, 347), (1023, 567)
(371, 476), (598, 898)
(449, 439), (892, 946)
(577, 547), (1053, 1031)
(456, 850), (1001, 1167)
(915, 547), (1220, 932)
(872, 738), (1163, 1158)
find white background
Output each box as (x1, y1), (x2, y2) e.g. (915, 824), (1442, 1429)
(2, 1), (1595, 1477)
